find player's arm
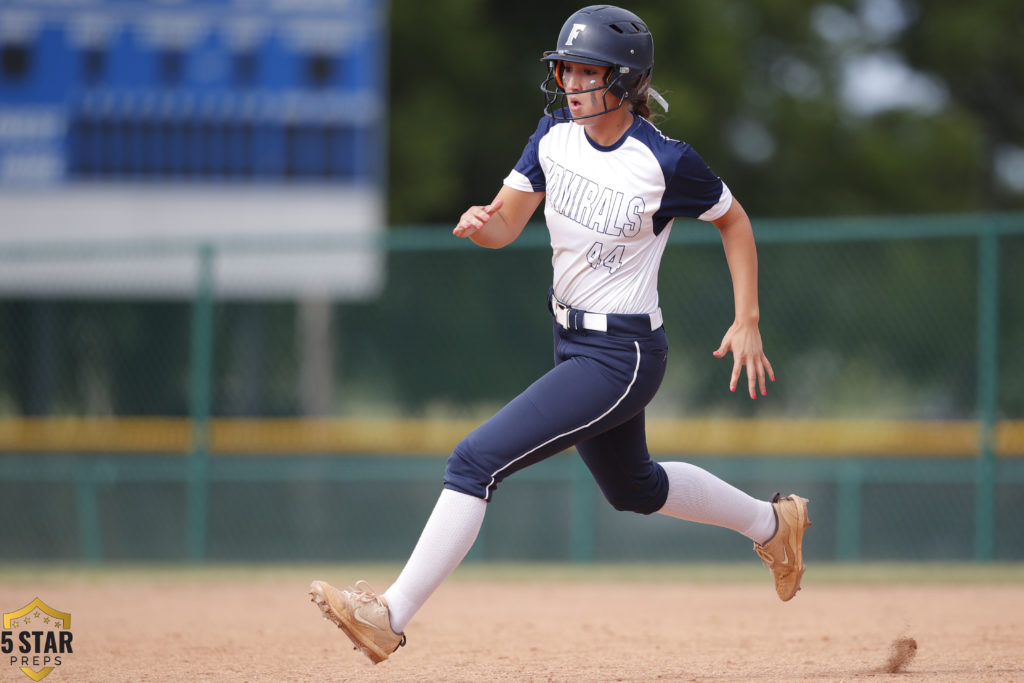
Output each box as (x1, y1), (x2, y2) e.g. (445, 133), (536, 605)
(453, 185), (544, 249)
(711, 197), (776, 399)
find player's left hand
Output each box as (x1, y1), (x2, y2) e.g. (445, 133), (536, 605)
(713, 320), (775, 399)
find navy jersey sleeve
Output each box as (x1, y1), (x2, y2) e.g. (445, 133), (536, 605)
(633, 121), (727, 232)
(508, 115), (559, 192)
(659, 141), (724, 218)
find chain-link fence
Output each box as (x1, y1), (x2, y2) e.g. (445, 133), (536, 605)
(1, 214), (1022, 562)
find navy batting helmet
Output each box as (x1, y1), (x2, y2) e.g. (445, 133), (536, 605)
(540, 5), (655, 120)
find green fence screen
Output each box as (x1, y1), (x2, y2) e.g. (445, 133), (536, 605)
(1, 213), (1022, 563)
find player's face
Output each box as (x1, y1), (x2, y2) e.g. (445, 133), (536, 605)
(558, 61), (617, 119)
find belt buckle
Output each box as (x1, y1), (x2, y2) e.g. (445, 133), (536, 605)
(552, 296), (569, 329)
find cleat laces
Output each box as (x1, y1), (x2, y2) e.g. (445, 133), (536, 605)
(346, 581), (407, 648)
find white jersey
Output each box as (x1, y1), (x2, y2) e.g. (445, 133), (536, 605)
(503, 112), (732, 315)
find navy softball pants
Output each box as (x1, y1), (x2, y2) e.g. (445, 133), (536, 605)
(443, 305), (670, 515)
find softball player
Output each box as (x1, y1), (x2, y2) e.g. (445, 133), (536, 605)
(311, 5), (810, 664)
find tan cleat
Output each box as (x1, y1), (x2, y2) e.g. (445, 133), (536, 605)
(309, 579), (406, 664)
(753, 493), (811, 602)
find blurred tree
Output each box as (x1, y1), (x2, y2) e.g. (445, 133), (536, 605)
(898, 0), (1024, 207)
(386, 0), (571, 225)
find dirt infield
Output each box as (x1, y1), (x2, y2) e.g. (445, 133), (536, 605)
(1, 565), (1022, 682)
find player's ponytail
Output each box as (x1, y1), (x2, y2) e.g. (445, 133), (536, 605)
(632, 97), (651, 120)
(635, 86), (669, 122)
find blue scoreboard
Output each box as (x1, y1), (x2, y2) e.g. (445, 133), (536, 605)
(0, 0), (387, 300)
(0, 0), (386, 185)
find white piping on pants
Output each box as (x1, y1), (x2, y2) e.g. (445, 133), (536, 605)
(483, 340), (642, 501)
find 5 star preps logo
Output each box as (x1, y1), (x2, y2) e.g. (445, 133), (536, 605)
(2, 598), (73, 681)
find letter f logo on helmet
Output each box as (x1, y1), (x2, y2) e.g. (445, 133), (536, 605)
(566, 23), (586, 46)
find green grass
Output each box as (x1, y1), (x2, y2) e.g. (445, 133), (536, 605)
(0, 561), (1022, 586)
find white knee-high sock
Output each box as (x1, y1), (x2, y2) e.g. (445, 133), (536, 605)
(383, 488), (486, 633)
(657, 461), (777, 544)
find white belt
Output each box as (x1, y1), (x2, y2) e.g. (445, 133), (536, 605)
(551, 296), (663, 333)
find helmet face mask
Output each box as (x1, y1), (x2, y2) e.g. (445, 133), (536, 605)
(540, 5), (654, 121)
(542, 60), (634, 121)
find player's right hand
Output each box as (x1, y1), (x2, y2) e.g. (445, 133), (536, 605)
(453, 198), (503, 238)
